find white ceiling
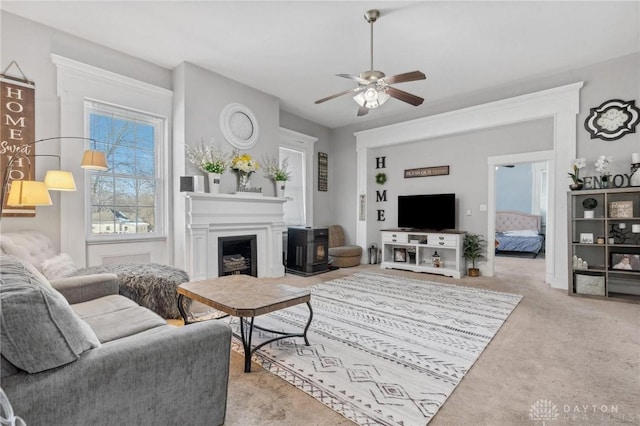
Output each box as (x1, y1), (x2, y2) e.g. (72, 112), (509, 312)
(2, 1), (639, 129)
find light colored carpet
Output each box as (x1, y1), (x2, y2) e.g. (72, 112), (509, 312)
(227, 272), (522, 425)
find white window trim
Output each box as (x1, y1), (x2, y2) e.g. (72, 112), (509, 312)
(84, 99), (167, 241)
(279, 128), (317, 226)
(51, 54), (172, 266)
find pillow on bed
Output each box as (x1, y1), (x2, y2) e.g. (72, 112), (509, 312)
(503, 229), (539, 237)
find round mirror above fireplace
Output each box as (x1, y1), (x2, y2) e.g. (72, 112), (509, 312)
(220, 103), (259, 149)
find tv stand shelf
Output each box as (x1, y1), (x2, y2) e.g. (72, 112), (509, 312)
(380, 229), (466, 278)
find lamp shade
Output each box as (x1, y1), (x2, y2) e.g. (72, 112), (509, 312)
(44, 170), (76, 191)
(6, 181), (52, 206)
(81, 150), (108, 170)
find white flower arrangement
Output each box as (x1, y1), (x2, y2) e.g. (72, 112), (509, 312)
(231, 152), (259, 174)
(262, 155), (291, 182)
(185, 140), (229, 174)
(568, 158), (586, 184)
(594, 155), (612, 175)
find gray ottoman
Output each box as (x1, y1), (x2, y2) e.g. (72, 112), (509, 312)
(74, 263), (191, 319)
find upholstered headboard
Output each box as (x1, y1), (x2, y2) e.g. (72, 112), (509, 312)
(496, 211), (541, 233)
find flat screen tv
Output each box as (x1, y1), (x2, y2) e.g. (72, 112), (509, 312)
(397, 193), (456, 230)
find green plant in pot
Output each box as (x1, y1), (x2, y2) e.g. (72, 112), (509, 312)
(463, 233), (486, 277)
(582, 197), (597, 218)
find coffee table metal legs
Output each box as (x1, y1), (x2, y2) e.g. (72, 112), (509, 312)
(177, 294), (190, 324)
(240, 301), (314, 372)
(177, 295), (313, 373)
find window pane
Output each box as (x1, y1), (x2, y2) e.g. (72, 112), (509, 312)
(281, 147), (305, 226)
(88, 103), (162, 237)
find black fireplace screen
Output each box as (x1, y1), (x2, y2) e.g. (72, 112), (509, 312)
(218, 235), (257, 277)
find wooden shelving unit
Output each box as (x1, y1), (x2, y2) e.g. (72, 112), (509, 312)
(568, 187), (640, 303)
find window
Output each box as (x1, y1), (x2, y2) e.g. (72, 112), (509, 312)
(86, 101), (165, 238)
(279, 128), (317, 227)
(281, 146), (305, 225)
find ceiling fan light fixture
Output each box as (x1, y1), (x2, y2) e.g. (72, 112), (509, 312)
(353, 87), (390, 109)
(315, 8), (425, 114)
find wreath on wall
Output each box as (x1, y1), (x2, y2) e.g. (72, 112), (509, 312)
(375, 172), (387, 185)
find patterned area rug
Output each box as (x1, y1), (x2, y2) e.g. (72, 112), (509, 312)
(230, 272), (522, 425)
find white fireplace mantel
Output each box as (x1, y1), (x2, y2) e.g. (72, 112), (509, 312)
(183, 193), (287, 280)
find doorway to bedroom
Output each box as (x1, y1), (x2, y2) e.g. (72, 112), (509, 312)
(490, 156), (550, 282)
(495, 161), (547, 256)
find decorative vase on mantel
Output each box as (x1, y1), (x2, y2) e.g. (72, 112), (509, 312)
(237, 171), (253, 192)
(275, 180), (286, 198)
(207, 173), (221, 194)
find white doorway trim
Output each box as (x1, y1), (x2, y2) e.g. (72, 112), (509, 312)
(354, 82), (583, 289)
(488, 151), (554, 284)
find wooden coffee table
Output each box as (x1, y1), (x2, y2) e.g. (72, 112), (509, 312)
(177, 275), (313, 372)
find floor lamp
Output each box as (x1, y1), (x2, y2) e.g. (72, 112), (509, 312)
(0, 137), (108, 218)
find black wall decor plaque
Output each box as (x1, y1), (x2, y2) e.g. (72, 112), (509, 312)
(404, 165), (449, 178)
(318, 152), (328, 191)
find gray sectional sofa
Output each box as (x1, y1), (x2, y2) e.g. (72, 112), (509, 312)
(0, 255), (232, 426)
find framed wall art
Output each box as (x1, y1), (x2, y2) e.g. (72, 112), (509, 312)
(609, 201), (633, 218)
(393, 247), (407, 262)
(579, 233), (594, 244)
(610, 253), (640, 271)
(318, 152), (328, 191)
(1, 62), (36, 217)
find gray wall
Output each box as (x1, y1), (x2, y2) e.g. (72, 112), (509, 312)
(2, 10), (638, 258)
(365, 119), (553, 246)
(329, 53), (640, 245)
(496, 164), (534, 213)
(0, 12), (171, 248)
(279, 110), (333, 227)
(175, 62), (281, 195)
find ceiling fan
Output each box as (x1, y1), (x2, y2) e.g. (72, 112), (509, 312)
(315, 9), (426, 117)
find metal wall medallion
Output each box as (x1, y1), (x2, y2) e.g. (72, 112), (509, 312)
(220, 103), (259, 149)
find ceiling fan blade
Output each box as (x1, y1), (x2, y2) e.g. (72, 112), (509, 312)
(336, 73), (370, 85)
(387, 86), (424, 106)
(381, 71), (426, 85)
(357, 106), (369, 116)
(315, 87), (364, 104)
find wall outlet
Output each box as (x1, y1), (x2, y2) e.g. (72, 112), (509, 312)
(466, 209), (472, 216)
(479, 204), (488, 211)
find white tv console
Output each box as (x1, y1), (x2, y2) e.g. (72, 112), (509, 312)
(380, 229), (466, 279)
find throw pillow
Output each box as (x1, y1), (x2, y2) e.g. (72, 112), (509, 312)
(41, 253), (78, 280)
(0, 255), (100, 373)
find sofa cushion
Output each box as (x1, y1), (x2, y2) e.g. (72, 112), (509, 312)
(0, 255), (100, 373)
(72, 294), (167, 343)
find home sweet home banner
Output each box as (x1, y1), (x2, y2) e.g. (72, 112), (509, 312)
(1, 72), (36, 217)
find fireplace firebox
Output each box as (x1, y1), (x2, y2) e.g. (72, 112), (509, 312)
(218, 235), (257, 277)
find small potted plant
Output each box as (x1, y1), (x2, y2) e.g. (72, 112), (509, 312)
(568, 158), (586, 190)
(594, 155), (612, 188)
(463, 233), (486, 277)
(262, 155), (291, 197)
(582, 197), (598, 218)
(185, 140), (229, 194)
